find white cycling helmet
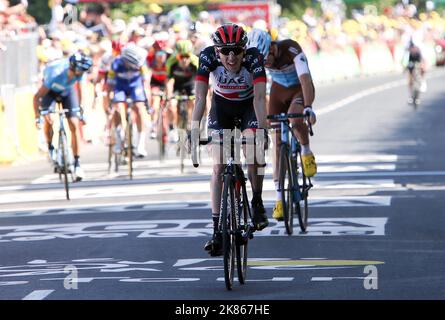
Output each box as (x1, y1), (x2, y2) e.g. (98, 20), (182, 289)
(247, 28), (272, 59)
(121, 43), (147, 69)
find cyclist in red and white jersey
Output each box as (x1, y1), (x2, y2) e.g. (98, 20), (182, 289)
(191, 23), (269, 256)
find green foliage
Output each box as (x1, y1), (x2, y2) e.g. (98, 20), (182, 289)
(27, 0), (51, 24)
(279, 0), (315, 19)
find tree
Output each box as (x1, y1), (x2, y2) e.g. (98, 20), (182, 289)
(27, 0), (51, 24)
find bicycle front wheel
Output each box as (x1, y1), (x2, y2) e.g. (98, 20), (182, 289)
(221, 174), (235, 290)
(279, 144), (294, 235)
(236, 180), (249, 284)
(157, 109), (165, 160)
(59, 130), (70, 200)
(127, 116), (133, 179)
(295, 153), (309, 232)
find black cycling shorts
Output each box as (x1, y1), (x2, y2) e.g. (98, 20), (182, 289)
(173, 84), (194, 97)
(207, 94), (258, 132)
(40, 89), (80, 118)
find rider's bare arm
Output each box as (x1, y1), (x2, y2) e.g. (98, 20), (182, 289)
(253, 81), (267, 129)
(33, 85), (50, 119)
(299, 74), (315, 107)
(192, 80), (209, 130)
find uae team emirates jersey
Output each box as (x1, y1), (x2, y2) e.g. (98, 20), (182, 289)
(196, 46), (266, 102)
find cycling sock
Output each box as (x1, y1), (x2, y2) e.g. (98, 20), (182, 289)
(252, 192), (262, 204)
(74, 156), (80, 167)
(274, 180), (280, 201)
(212, 214), (219, 233)
(301, 144), (312, 155)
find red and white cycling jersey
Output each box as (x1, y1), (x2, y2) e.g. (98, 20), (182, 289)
(196, 46), (266, 102)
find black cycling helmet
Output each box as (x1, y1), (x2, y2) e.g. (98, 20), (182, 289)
(69, 52), (93, 72)
(211, 23), (248, 47)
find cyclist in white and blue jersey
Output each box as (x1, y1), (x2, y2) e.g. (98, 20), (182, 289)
(33, 52), (93, 181)
(247, 29), (317, 222)
(107, 43), (150, 157)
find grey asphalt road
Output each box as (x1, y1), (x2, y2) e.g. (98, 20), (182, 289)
(0, 68), (445, 303)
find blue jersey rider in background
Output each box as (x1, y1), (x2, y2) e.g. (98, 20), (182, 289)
(33, 52), (93, 182)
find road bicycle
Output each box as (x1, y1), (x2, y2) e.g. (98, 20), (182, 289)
(152, 91), (169, 160)
(410, 63), (423, 109)
(175, 93), (194, 173)
(267, 112), (314, 235)
(40, 97), (75, 200)
(105, 102), (125, 174)
(192, 119), (256, 290)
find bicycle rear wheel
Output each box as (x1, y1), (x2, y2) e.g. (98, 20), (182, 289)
(295, 153), (309, 232)
(279, 144), (294, 235)
(178, 105), (188, 173)
(126, 114), (133, 179)
(157, 108), (165, 160)
(221, 174), (235, 290)
(59, 130), (70, 200)
(107, 143), (113, 174)
(236, 179), (249, 284)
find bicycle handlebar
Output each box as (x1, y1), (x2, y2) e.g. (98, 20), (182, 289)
(192, 135), (257, 168)
(267, 112), (314, 137)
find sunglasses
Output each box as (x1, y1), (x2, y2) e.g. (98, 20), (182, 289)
(177, 54), (190, 60)
(218, 46), (244, 56)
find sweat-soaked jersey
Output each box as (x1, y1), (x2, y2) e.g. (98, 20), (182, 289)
(196, 46), (266, 102)
(266, 39), (311, 88)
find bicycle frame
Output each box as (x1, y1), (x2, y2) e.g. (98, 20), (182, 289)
(41, 99), (73, 199)
(279, 119), (309, 203)
(195, 128), (255, 290)
(268, 112), (314, 234)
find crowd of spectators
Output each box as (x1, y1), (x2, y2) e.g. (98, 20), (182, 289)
(0, 0), (36, 37)
(2, 1), (444, 70)
(286, 1), (445, 55)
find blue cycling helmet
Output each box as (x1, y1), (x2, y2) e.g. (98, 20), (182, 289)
(69, 52), (93, 72)
(247, 28), (272, 59)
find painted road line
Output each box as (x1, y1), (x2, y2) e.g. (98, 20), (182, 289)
(248, 260), (385, 267)
(0, 196), (391, 216)
(317, 70), (445, 116)
(3, 173), (400, 204)
(0, 217), (389, 242)
(311, 277), (376, 282)
(29, 153), (403, 184)
(22, 290), (54, 300)
(29, 163), (397, 185)
(0, 178), (393, 204)
(217, 277), (294, 282)
(65, 154), (402, 171)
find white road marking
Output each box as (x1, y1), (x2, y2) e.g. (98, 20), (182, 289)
(22, 290), (54, 300)
(217, 277), (294, 282)
(317, 70), (445, 116)
(311, 276), (375, 282)
(0, 217), (388, 242)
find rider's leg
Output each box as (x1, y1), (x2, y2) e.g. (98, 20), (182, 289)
(113, 102), (125, 153)
(43, 115), (54, 150)
(268, 83), (290, 219)
(40, 93), (55, 151)
(206, 143), (224, 255)
(134, 101), (147, 156)
(408, 69), (414, 101)
(168, 99), (179, 142)
(289, 100), (317, 177)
